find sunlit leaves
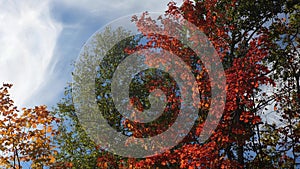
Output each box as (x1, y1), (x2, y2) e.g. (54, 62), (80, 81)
(0, 84), (59, 168)
(51, 0), (299, 168)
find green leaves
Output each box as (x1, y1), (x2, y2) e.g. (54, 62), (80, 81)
(51, 0), (300, 168)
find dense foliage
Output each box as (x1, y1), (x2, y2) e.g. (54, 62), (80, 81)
(0, 0), (299, 168)
(0, 84), (59, 169)
(52, 0), (300, 168)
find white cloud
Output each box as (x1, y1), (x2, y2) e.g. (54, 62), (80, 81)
(0, 0), (62, 108)
(0, 0), (183, 108)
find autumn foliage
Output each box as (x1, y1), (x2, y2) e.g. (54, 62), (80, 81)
(53, 0), (299, 168)
(1, 0), (299, 169)
(0, 84), (59, 169)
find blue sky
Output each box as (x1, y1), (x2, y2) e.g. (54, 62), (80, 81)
(0, 0), (281, 126)
(0, 0), (182, 109)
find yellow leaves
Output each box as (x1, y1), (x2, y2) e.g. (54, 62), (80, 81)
(47, 126), (53, 133)
(0, 157), (11, 169)
(104, 162), (108, 168)
(0, 84), (60, 168)
(49, 156), (56, 163)
(204, 103), (210, 108)
(198, 101), (210, 109)
(26, 122), (31, 128)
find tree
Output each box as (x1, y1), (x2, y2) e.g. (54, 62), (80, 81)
(130, 0), (285, 168)
(52, 27), (141, 168)
(51, 87), (103, 169)
(257, 2), (300, 167)
(53, 0), (300, 168)
(0, 84), (59, 169)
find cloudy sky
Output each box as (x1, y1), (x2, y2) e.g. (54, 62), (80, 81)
(0, 0), (182, 109)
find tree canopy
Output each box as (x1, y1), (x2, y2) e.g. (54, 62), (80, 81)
(52, 0), (300, 168)
(0, 0), (299, 169)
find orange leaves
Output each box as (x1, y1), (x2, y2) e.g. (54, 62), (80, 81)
(0, 84), (60, 168)
(274, 105), (278, 111)
(239, 112), (253, 123)
(114, 0), (283, 167)
(252, 116), (261, 125)
(49, 155), (56, 163)
(238, 111), (262, 125)
(217, 135), (229, 143)
(46, 126), (53, 134)
(198, 100), (210, 110)
(127, 0), (232, 168)
(65, 162), (73, 168)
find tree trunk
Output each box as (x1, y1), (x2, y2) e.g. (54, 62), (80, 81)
(237, 140), (244, 167)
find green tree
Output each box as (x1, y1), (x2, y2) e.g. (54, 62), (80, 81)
(258, 2), (300, 167)
(52, 27), (141, 168)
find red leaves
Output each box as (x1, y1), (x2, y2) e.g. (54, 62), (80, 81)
(127, 0), (245, 167)
(239, 112), (261, 125)
(90, 0), (286, 168)
(252, 116), (262, 125)
(62, 162), (73, 168)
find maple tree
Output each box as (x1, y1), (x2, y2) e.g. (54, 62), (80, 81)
(124, 0), (299, 168)
(127, 0), (284, 168)
(52, 0), (300, 168)
(0, 84), (59, 169)
(0, 1), (298, 168)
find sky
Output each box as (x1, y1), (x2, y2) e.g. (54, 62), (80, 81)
(0, 0), (282, 126)
(0, 0), (182, 109)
